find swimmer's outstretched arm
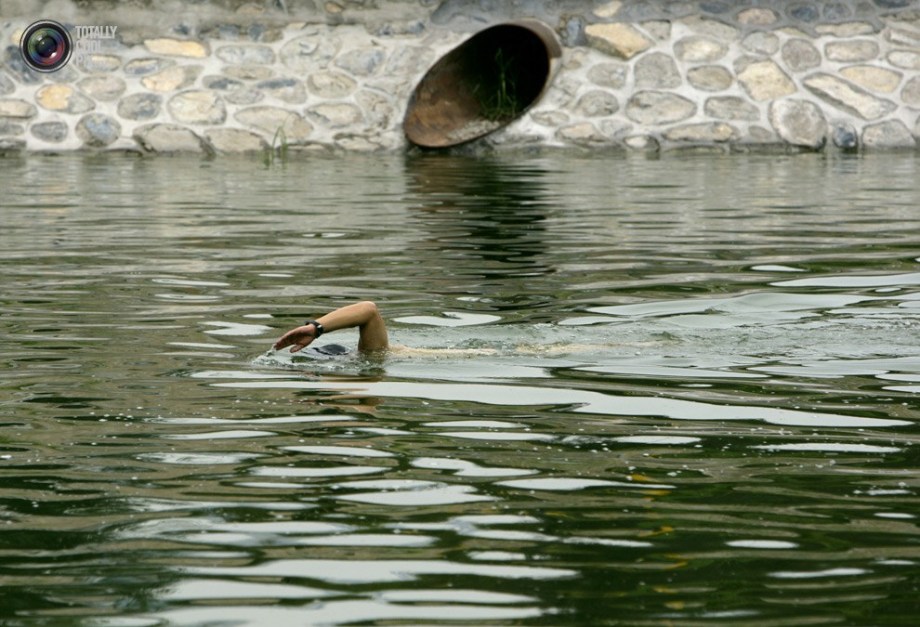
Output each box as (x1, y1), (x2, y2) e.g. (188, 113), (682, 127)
(272, 300), (388, 353)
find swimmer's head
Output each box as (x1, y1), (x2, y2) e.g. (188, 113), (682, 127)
(309, 343), (350, 357)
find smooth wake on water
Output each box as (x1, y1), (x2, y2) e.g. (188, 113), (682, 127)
(1, 151), (918, 625)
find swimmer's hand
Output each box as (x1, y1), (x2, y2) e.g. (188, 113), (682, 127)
(273, 324), (319, 353)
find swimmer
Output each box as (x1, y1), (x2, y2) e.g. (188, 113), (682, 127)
(273, 300), (388, 355)
(271, 300), (500, 359)
(271, 300), (636, 359)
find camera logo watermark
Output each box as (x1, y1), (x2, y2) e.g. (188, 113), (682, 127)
(19, 20), (118, 73)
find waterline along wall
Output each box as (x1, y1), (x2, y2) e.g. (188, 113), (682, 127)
(1, 0), (919, 154)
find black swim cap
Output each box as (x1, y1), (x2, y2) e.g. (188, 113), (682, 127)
(310, 343), (349, 356)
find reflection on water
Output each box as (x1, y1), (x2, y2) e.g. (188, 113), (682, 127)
(1, 152), (919, 625)
(407, 154), (551, 282)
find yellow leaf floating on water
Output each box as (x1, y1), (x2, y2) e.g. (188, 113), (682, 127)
(639, 525), (675, 538)
(628, 473), (656, 482)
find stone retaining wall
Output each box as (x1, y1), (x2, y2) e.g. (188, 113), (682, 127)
(1, 0), (919, 154)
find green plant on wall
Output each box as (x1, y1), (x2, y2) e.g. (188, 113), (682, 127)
(475, 48), (522, 122)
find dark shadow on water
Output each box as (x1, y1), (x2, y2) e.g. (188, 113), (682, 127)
(404, 153), (555, 311)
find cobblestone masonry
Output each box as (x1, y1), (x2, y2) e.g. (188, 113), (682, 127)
(1, 0), (919, 154)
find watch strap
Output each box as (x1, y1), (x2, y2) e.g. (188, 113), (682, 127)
(305, 319), (324, 338)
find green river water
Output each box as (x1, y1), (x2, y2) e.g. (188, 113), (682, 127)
(1, 151), (918, 625)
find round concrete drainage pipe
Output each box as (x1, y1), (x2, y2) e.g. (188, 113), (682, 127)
(403, 19), (562, 149)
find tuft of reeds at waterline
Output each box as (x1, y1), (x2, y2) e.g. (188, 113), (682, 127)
(263, 125), (289, 166)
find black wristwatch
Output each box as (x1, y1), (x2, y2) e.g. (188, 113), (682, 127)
(305, 319), (324, 338)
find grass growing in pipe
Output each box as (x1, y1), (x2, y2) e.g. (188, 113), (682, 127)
(474, 48), (524, 122)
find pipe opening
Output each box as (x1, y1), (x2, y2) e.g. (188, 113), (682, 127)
(404, 20), (561, 149)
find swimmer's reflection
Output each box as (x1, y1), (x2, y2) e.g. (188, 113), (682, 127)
(292, 380), (385, 416)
